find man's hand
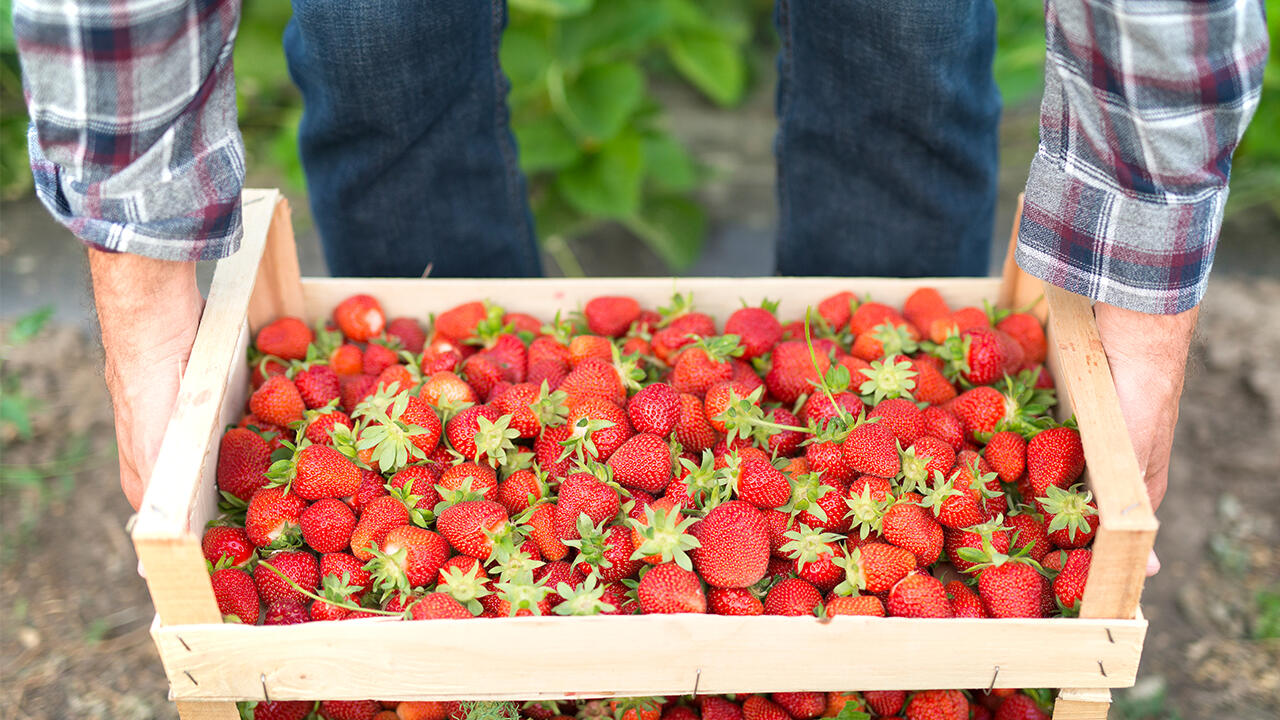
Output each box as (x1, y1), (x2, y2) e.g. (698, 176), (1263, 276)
(1093, 301), (1199, 576)
(88, 248), (203, 509)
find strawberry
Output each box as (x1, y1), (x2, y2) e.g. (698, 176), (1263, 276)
(673, 393), (718, 452)
(816, 291), (857, 330)
(903, 690), (968, 720)
(805, 439), (854, 485)
(349, 495), (411, 561)
(1037, 485), (1099, 549)
(303, 408), (352, 446)
(202, 525), (255, 567)
(293, 444), (362, 500)
(741, 697), (789, 720)
(444, 404), (501, 462)
(567, 334), (612, 367)
(780, 525), (843, 592)
(851, 322), (920, 362)
(765, 340), (827, 404)
(366, 525), (451, 593)
(554, 471), (622, 541)
(299, 498), (357, 553)
(661, 706), (700, 720)
(495, 469), (546, 516)
(707, 586), (764, 616)
(824, 594), (885, 616)
(627, 382), (681, 436)
(850, 301), (906, 336)
(903, 287), (952, 336)
(798, 391), (863, 430)
(771, 693), (825, 720)
(292, 365), (340, 410)
(867, 397), (924, 446)
(995, 312), (1047, 367)
(339, 374), (380, 413)
(386, 317), (426, 354)
(637, 563), (706, 614)
(898, 436), (956, 493)
(438, 462), (499, 502)
(319, 700), (381, 720)
(689, 500), (769, 588)
(256, 317), (313, 361)
(409, 592), (474, 620)
(887, 571), (953, 618)
(882, 498), (942, 566)
(763, 577), (822, 616)
(1053, 548), (1091, 614)
(652, 310), (717, 363)
(907, 353), (957, 405)
(387, 464), (443, 512)
(253, 550), (319, 606)
(974, 558), (1045, 618)
(418, 370), (477, 409)
(1026, 426), (1084, 496)
(435, 301), (487, 342)
(217, 427), (272, 501)
(983, 430), (1026, 484)
(250, 374), (306, 428)
(251, 701), (314, 720)
(726, 305), (783, 359)
(993, 694), (1050, 720)
(841, 415), (900, 478)
(766, 407), (806, 457)
(921, 405), (966, 451)
(319, 552), (370, 596)
(211, 567), (260, 624)
(333, 294), (385, 342)
(733, 458), (791, 508)
(585, 296), (642, 337)
(671, 337), (741, 397)
(864, 691), (906, 717)
(834, 542), (916, 595)
(1005, 511), (1051, 562)
(522, 502), (568, 562)
(436, 500), (509, 559)
(945, 579), (986, 618)
(262, 603), (308, 625)
(699, 697), (744, 720)
(607, 433), (674, 494)
(558, 358), (626, 406)
(245, 486), (308, 547)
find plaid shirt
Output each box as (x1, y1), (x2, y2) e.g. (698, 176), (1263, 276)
(15, 1), (1269, 313)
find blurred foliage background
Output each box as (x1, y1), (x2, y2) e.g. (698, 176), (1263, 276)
(1, 0), (1276, 272)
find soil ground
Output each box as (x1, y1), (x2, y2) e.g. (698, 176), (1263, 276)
(2, 79), (1278, 720)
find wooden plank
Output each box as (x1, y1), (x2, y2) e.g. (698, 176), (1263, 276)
(175, 701), (240, 720)
(997, 194), (1048, 322)
(300, 276), (1004, 323)
(247, 196), (305, 333)
(132, 189), (279, 626)
(1052, 688), (1111, 720)
(154, 614), (1146, 701)
(1044, 283), (1158, 620)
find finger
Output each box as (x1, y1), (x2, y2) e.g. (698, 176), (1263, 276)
(1145, 549), (1161, 577)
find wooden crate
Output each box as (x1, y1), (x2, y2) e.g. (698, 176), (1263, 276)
(131, 190), (1157, 720)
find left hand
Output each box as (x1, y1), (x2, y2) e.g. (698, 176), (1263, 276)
(1093, 301), (1199, 576)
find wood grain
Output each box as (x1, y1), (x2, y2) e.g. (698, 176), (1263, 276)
(1052, 688), (1112, 720)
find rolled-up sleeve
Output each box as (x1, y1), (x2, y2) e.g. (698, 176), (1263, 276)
(1017, 0), (1269, 314)
(14, 0), (245, 261)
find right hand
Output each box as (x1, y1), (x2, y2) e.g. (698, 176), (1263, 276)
(87, 249), (203, 509)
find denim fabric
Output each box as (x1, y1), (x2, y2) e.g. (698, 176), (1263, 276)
(284, 0), (542, 277)
(286, 0), (999, 278)
(773, 0), (1001, 277)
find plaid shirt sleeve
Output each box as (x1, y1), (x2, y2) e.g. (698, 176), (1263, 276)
(1016, 0), (1269, 314)
(14, 0), (245, 261)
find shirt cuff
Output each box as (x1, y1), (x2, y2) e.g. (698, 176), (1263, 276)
(27, 124), (244, 262)
(1015, 152), (1224, 315)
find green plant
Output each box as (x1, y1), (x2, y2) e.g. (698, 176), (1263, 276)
(1254, 587), (1280, 640)
(503, 0), (756, 273)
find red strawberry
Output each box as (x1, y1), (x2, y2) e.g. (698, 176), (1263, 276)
(256, 317), (313, 361)
(1053, 548), (1091, 614)
(319, 552), (370, 596)
(333, 294), (385, 342)
(637, 563), (706, 614)
(867, 397), (924, 446)
(904, 690), (968, 720)
(944, 523), (1010, 573)
(217, 428), (272, 501)
(882, 499), (943, 565)
(977, 560), (1045, 618)
(850, 301), (905, 336)
(369, 525), (451, 590)
(250, 375), (306, 428)
(903, 288), (952, 336)
(983, 430), (1026, 484)
(950, 386), (1005, 442)
(671, 342), (738, 398)
(699, 697), (745, 720)
(438, 462), (499, 502)
(554, 471), (622, 541)
(825, 594), (886, 616)
(996, 312), (1048, 367)
(908, 354), (957, 405)
(887, 571), (953, 618)
(955, 326), (1023, 386)
(707, 586), (764, 616)
(765, 341), (826, 405)
(436, 500), (509, 559)
(522, 502), (568, 562)
(763, 577), (822, 616)
(864, 691), (906, 717)
(293, 364), (341, 410)
(251, 701), (314, 720)
(922, 405), (966, 451)
(1026, 426), (1084, 496)
(262, 602), (308, 626)
(245, 486), (308, 547)
(299, 498), (356, 553)
(495, 468), (546, 516)
(349, 495), (411, 561)
(805, 439), (853, 485)
(1006, 511), (1051, 562)
(303, 409), (352, 446)
(733, 458), (791, 509)
(726, 305), (783, 360)
(253, 550), (319, 606)
(690, 501), (769, 588)
(771, 693), (825, 720)
(319, 700), (381, 720)
(558, 358), (626, 406)
(292, 444), (362, 500)
(409, 592), (474, 620)
(836, 542), (916, 595)
(842, 416), (900, 478)
(435, 301), (487, 342)
(211, 567), (260, 624)
(1037, 485), (1100, 548)
(202, 525), (255, 567)
(798, 391), (863, 430)
(816, 291), (857, 329)
(585, 296), (642, 337)
(385, 316), (426, 354)
(741, 697), (789, 720)
(339, 373), (380, 413)
(945, 579), (986, 618)
(607, 433), (673, 494)
(673, 393), (718, 453)
(993, 694), (1050, 720)
(627, 382), (681, 436)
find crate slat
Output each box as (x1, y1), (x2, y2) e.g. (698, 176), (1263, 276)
(1052, 688), (1111, 719)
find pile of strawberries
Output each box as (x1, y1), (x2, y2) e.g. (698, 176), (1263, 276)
(243, 689), (1057, 720)
(204, 288), (1098, 626)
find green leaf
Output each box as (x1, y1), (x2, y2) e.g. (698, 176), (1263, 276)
(9, 306), (53, 344)
(665, 30), (745, 107)
(500, 26), (552, 93)
(515, 114), (581, 173)
(624, 194), (705, 271)
(642, 133), (698, 193)
(559, 62), (644, 143)
(556, 131), (645, 218)
(556, 0), (669, 64)
(510, 0), (594, 18)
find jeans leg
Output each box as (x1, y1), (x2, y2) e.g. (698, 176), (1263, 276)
(284, 0), (541, 278)
(774, 0), (1000, 277)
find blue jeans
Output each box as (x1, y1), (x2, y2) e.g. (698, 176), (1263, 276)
(284, 0), (999, 278)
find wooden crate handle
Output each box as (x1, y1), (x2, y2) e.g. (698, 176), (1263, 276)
(247, 196), (305, 331)
(133, 189), (285, 626)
